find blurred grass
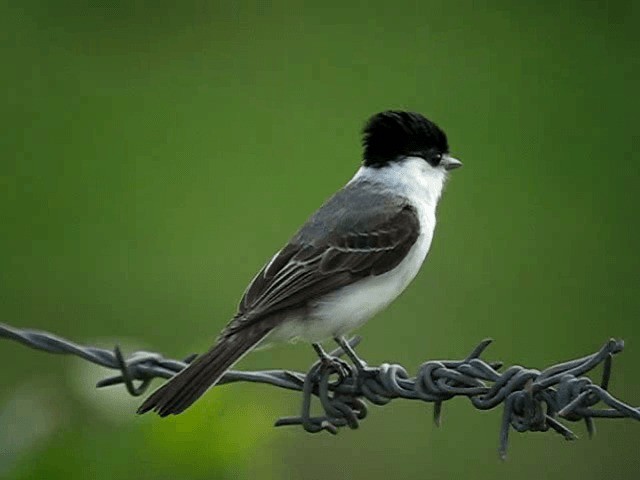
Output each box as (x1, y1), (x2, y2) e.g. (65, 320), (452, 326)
(1, 1), (638, 479)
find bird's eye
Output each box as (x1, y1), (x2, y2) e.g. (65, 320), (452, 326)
(432, 153), (442, 165)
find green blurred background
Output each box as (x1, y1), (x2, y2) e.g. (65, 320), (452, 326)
(1, 1), (638, 479)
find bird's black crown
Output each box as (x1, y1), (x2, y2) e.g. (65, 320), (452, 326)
(362, 111), (449, 168)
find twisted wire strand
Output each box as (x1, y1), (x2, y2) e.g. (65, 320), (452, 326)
(1, 322), (638, 459)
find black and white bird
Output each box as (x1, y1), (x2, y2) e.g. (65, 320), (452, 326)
(138, 111), (462, 416)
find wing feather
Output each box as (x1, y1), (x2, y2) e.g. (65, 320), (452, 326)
(226, 193), (420, 335)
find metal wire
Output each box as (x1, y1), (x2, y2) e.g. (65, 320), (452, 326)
(1, 322), (638, 459)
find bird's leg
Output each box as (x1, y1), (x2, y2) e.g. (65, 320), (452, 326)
(333, 336), (368, 370)
(334, 336), (380, 386)
(312, 343), (351, 379)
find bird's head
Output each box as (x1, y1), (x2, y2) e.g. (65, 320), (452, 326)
(362, 111), (462, 172)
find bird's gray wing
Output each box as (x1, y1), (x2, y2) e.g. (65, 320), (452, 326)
(224, 181), (421, 335)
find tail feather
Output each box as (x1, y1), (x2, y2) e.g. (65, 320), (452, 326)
(137, 325), (271, 416)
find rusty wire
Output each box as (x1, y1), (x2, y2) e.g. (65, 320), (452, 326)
(1, 322), (638, 459)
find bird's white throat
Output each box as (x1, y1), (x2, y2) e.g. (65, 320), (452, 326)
(349, 156), (448, 209)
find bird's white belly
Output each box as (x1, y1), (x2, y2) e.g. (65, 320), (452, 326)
(269, 226), (433, 344)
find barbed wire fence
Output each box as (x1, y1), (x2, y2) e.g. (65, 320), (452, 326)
(1, 322), (638, 459)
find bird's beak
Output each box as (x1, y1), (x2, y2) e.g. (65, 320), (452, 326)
(442, 155), (463, 171)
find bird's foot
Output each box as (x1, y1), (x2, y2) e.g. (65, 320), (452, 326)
(333, 336), (368, 371)
(332, 336), (380, 387)
(312, 343), (352, 381)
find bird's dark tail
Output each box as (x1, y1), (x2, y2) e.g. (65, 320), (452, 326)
(137, 324), (272, 416)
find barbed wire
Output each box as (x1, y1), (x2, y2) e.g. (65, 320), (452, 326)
(1, 322), (638, 459)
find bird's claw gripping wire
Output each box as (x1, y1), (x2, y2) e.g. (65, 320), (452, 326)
(312, 342), (352, 383)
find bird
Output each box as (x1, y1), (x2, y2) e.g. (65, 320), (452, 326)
(137, 110), (462, 417)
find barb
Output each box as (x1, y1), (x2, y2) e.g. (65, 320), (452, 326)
(1, 322), (638, 459)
